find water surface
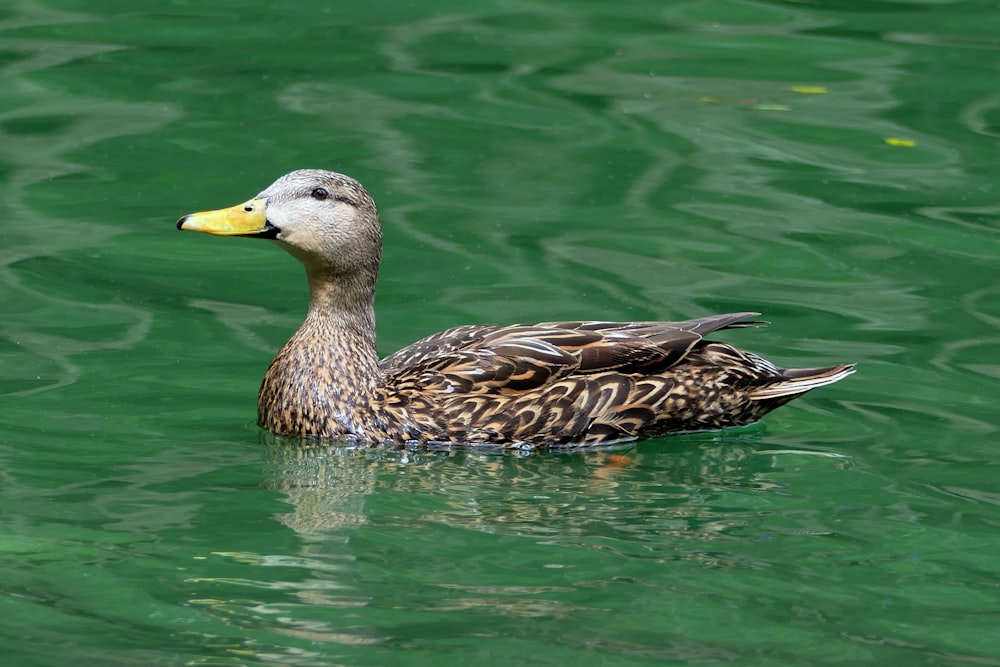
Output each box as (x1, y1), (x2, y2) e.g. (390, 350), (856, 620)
(2, 1), (999, 665)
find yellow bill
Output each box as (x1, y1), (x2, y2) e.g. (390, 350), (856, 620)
(176, 198), (275, 237)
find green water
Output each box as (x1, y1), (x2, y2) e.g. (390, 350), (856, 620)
(2, 0), (999, 665)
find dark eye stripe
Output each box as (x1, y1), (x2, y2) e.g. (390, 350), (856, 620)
(310, 187), (356, 206)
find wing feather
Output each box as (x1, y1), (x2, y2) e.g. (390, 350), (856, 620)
(377, 312), (778, 444)
(382, 312), (764, 394)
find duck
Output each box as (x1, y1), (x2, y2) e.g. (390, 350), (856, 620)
(177, 169), (854, 448)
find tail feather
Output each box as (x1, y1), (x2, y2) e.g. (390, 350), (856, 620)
(749, 364), (856, 400)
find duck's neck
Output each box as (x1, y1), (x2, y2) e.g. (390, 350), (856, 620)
(257, 269), (381, 439)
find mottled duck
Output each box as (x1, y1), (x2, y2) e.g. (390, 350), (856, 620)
(177, 169), (853, 448)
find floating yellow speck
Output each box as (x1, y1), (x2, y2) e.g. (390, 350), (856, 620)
(699, 96), (722, 104)
(790, 86), (828, 94)
(884, 137), (917, 147)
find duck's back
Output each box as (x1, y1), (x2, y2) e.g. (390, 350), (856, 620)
(376, 312), (853, 447)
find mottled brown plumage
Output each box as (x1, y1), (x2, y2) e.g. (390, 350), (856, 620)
(178, 170), (854, 448)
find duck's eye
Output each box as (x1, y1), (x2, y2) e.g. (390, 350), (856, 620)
(311, 188), (329, 200)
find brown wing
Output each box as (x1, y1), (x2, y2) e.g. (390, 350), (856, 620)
(378, 313), (765, 444)
(380, 312), (763, 377)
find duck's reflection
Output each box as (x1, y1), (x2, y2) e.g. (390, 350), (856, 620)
(259, 431), (846, 545)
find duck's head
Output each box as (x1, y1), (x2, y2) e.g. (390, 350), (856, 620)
(177, 169), (382, 283)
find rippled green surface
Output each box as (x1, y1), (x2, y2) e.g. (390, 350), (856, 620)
(3, 1), (999, 665)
